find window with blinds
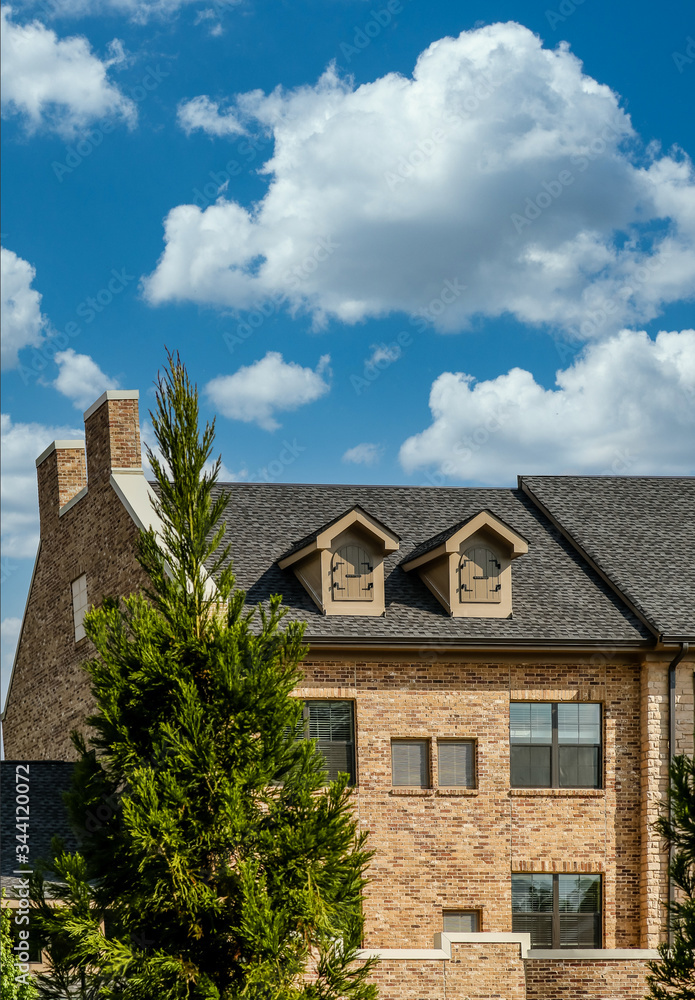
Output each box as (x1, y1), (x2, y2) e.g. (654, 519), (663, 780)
(331, 544), (374, 601)
(510, 703), (602, 789)
(512, 873), (601, 949)
(438, 740), (476, 787)
(442, 910), (480, 933)
(459, 546), (501, 603)
(391, 739), (429, 787)
(300, 701), (355, 784)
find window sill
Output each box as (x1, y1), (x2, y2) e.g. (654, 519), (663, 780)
(509, 787), (604, 797)
(436, 788), (479, 796)
(390, 787), (433, 796)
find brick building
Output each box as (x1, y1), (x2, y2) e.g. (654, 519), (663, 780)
(2, 388), (694, 1000)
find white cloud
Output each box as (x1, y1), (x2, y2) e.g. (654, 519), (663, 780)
(1, 5), (136, 136)
(1, 412), (83, 559)
(1, 616), (22, 712)
(342, 442), (384, 466)
(177, 96), (245, 137)
(399, 330), (695, 484)
(206, 351), (331, 431)
(143, 22), (695, 338)
(53, 349), (120, 409)
(1, 248), (46, 369)
(366, 343), (402, 368)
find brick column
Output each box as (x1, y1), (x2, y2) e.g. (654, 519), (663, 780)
(640, 660), (669, 947)
(36, 440), (86, 532)
(83, 390), (141, 484)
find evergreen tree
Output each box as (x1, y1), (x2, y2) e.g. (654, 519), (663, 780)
(647, 754), (695, 1000)
(30, 354), (377, 1000)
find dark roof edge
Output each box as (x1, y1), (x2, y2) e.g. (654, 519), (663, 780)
(303, 637), (654, 651)
(518, 476), (661, 640)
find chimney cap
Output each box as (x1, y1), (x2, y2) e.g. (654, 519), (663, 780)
(36, 440), (85, 468)
(83, 389), (139, 422)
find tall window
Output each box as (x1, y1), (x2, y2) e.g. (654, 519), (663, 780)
(510, 703), (601, 788)
(71, 573), (88, 642)
(299, 701), (355, 784)
(512, 873), (601, 949)
(331, 545), (374, 601)
(459, 547), (501, 603)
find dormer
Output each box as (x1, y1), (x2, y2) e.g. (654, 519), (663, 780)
(277, 506), (400, 616)
(400, 510), (528, 618)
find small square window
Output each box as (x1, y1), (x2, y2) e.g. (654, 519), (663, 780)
(71, 573), (88, 642)
(438, 740), (476, 787)
(391, 739), (429, 787)
(443, 910), (480, 933)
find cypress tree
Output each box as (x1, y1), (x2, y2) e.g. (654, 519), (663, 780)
(647, 753), (695, 1000)
(30, 353), (377, 1000)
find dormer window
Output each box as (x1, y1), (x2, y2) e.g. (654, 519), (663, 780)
(401, 510), (528, 619)
(332, 545), (374, 601)
(277, 505), (399, 617)
(459, 547), (501, 603)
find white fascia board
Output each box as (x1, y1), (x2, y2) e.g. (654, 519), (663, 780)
(110, 472), (218, 599)
(357, 932), (533, 962)
(0, 543), (41, 722)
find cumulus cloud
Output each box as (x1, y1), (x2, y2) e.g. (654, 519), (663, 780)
(1, 248), (47, 369)
(1, 412), (83, 559)
(342, 442), (384, 466)
(206, 351), (331, 431)
(399, 330), (695, 484)
(177, 96), (245, 137)
(143, 23), (695, 337)
(52, 349), (120, 409)
(1, 5), (136, 136)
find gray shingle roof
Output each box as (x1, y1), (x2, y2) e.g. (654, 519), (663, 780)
(521, 476), (695, 641)
(213, 483), (649, 646)
(1, 761), (76, 892)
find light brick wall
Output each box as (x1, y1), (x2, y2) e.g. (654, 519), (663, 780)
(297, 651), (643, 952)
(524, 958), (651, 999)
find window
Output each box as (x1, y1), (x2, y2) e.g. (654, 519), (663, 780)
(300, 701), (355, 784)
(331, 544), (374, 601)
(438, 740), (476, 787)
(71, 573), (88, 642)
(391, 739), (429, 787)
(459, 547), (501, 603)
(512, 874), (601, 949)
(443, 910), (480, 933)
(510, 703), (601, 788)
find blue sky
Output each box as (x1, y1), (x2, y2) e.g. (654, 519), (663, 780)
(1, 0), (694, 706)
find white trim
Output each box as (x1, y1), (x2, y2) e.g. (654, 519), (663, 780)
(110, 472), (160, 534)
(59, 485), (87, 517)
(355, 934), (657, 963)
(527, 949), (660, 960)
(0, 543), (41, 721)
(35, 440), (84, 468)
(83, 390), (139, 422)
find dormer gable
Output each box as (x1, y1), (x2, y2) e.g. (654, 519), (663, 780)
(400, 509), (528, 618)
(277, 505), (400, 616)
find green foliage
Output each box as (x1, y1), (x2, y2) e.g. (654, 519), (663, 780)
(30, 353), (377, 1000)
(646, 754), (695, 1000)
(1, 894), (38, 1000)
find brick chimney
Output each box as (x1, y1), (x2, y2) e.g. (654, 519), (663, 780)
(36, 441), (87, 532)
(83, 390), (142, 485)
